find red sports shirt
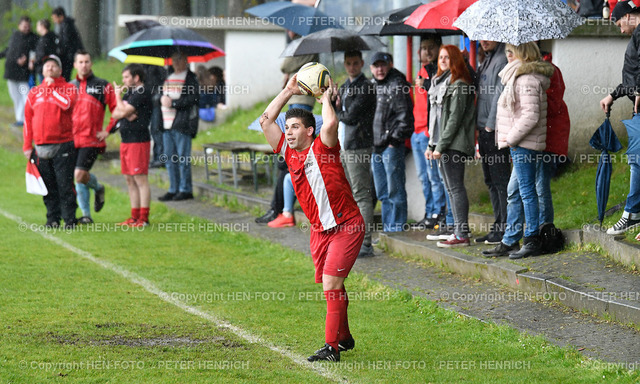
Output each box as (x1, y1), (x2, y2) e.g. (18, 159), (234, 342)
(276, 134), (360, 232)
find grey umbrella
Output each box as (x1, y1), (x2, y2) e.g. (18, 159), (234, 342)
(280, 28), (386, 57)
(452, 0), (584, 45)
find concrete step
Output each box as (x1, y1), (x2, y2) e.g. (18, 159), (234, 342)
(380, 230), (640, 327)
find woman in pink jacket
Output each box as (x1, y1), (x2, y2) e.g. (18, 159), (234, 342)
(484, 42), (554, 259)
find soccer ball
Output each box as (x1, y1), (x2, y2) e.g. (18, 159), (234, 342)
(296, 62), (330, 97)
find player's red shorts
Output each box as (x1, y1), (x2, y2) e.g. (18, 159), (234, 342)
(309, 214), (365, 283)
(120, 142), (150, 175)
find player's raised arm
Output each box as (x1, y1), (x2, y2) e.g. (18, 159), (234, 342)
(260, 74), (303, 151)
(319, 78), (339, 148)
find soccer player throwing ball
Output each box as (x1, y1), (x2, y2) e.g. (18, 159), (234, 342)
(260, 73), (364, 362)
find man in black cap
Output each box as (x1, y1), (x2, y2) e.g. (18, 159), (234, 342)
(369, 51), (414, 233)
(600, 0), (640, 235)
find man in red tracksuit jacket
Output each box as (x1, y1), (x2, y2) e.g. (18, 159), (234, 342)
(23, 54), (78, 228)
(71, 50), (116, 224)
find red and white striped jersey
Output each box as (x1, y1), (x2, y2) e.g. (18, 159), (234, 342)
(276, 134), (360, 232)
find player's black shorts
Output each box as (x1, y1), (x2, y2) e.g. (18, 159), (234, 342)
(75, 147), (105, 171)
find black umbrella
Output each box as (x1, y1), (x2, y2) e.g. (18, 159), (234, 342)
(125, 19), (162, 35)
(589, 113), (623, 224)
(359, 3), (461, 36)
(280, 28), (386, 57)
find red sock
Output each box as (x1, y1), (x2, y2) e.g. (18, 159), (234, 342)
(139, 207), (149, 223)
(324, 289), (346, 351)
(131, 208), (140, 220)
(340, 287), (351, 341)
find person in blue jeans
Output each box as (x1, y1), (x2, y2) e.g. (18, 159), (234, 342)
(369, 52), (414, 232)
(412, 35), (447, 229)
(158, 52), (200, 202)
(484, 42), (554, 259)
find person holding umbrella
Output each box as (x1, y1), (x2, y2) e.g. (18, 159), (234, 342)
(600, 0), (640, 234)
(158, 52), (200, 202)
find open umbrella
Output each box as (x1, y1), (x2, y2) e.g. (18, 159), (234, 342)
(359, 3), (461, 36)
(452, 0), (584, 45)
(108, 26), (225, 66)
(246, 1), (342, 37)
(404, 0), (478, 31)
(281, 28), (386, 57)
(125, 19), (162, 35)
(589, 113), (623, 224)
(248, 112), (323, 135)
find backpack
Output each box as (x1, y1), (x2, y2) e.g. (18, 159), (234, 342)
(539, 223), (565, 254)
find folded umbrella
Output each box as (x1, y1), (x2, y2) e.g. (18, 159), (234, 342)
(589, 113), (623, 224)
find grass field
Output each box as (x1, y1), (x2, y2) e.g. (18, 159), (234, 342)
(1, 140), (639, 383)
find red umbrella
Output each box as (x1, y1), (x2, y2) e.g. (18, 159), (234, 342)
(404, 0), (478, 30)
(405, 0), (479, 68)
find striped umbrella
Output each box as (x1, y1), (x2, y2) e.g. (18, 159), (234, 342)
(108, 26), (224, 66)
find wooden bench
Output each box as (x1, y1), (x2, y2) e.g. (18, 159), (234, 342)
(202, 141), (276, 192)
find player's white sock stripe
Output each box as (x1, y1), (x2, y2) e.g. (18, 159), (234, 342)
(0, 208), (347, 383)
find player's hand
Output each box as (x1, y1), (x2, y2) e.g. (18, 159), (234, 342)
(43, 76), (55, 86)
(600, 94), (613, 113)
(126, 113), (138, 122)
(24, 149), (32, 159)
(96, 131), (109, 141)
(319, 78), (335, 104)
(285, 73), (303, 96)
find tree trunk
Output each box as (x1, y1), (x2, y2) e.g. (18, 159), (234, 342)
(73, 0), (101, 57)
(163, 0), (191, 16)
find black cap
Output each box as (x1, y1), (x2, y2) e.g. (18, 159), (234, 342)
(612, 0), (638, 22)
(371, 51), (392, 65)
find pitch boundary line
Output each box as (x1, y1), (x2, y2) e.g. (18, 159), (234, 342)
(0, 208), (348, 383)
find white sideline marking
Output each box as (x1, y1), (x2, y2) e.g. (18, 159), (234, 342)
(1, 209), (347, 383)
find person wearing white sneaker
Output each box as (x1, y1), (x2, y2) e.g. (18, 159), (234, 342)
(607, 211), (640, 235)
(425, 45), (476, 248)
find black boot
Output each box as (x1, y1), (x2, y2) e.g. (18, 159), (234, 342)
(509, 236), (542, 259)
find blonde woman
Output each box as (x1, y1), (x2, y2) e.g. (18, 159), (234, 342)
(486, 42), (554, 259)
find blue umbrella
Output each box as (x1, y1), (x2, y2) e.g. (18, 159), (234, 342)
(246, 1), (342, 36)
(248, 112), (323, 135)
(589, 113), (623, 224)
(622, 113), (640, 165)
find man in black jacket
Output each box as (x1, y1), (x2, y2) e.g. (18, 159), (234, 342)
(0, 16), (37, 126)
(601, 1), (640, 235)
(370, 52), (414, 233)
(52, 7), (84, 81)
(35, 19), (59, 82)
(158, 52), (200, 201)
(335, 50), (377, 257)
